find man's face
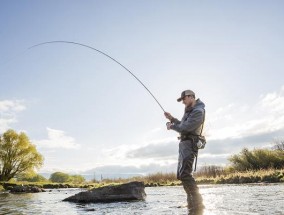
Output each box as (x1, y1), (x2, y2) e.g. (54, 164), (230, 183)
(182, 95), (194, 107)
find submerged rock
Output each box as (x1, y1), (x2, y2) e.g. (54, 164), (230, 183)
(63, 181), (146, 203)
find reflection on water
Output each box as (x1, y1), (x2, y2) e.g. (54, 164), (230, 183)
(0, 184), (283, 215)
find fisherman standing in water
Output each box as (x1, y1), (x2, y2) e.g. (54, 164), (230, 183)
(164, 90), (205, 213)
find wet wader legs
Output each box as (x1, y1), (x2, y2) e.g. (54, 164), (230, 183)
(182, 181), (204, 211)
(177, 141), (204, 210)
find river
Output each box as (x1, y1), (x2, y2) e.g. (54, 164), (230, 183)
(0, 183), (283, 215)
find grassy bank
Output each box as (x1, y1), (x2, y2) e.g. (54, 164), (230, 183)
(99, 169), (284, 186)
(196, 169), (284, 184)
(1, 169), (283, 191)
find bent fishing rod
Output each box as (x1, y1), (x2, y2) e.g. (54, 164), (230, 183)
(28, 41), (166, 113)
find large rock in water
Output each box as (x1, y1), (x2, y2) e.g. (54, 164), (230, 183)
(63, 181), (146, 203)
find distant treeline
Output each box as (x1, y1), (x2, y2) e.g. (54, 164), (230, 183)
(15, 171), (85, 184)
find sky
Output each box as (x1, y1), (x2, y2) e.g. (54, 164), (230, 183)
(1, 0), (284, 179)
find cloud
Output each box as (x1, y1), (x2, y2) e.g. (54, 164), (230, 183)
(39, 162), (179, 180)
(84, 162), (178, 175)
(207, 85), (284, 140)
(0, 99), (26, 132)
(126, 139), (177, 159)
(35, 127), (80, 149)
(104, 137), (177, 160)
(106, 85), (284, 166)
(112, 128), (282, 166)
(148, 127), (162, 133)
(0, 100), (26, 112)
(205, 128), (284, 154)
(260, 86), (284, 114)
(198, 153), (231, 166)
(56, 85), (284, 175)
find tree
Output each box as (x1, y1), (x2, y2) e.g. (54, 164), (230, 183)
(195, 165), (225, 178)
(49, 172), (70, 183)
(69, 174), (86, 184)
(0, 129), (44, 181)
(17, 172), (47, 182)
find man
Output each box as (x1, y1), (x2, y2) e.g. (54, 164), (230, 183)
(164, 89), (205, 212)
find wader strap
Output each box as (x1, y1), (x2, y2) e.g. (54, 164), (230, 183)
(199, 109), (205, 137)
(194, 151), (198, 172)
(194, 109), (204, 172)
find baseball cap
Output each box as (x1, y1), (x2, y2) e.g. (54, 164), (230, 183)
(177, 90), (195, 102)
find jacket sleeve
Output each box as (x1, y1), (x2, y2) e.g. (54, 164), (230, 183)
(171, 109), (204, 133)
(171, 118), (181, 124)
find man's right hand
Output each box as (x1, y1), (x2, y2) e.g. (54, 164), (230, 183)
(164, 112), (173, 121)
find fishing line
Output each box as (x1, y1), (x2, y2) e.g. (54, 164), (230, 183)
(28, 41), (166, 113)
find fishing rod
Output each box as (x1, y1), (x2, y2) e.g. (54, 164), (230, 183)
(28, 41), (166, 113)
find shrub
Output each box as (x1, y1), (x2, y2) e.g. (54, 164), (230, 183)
(228, 148), (284, 171)
(195, 165), (225, 178)
(49, 172), (70, 183)
(17, 174), (47, 182)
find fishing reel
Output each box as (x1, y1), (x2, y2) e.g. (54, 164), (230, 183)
(166, 122), (172, 130)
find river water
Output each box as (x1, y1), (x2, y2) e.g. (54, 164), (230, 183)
(0, 184), (283, 215)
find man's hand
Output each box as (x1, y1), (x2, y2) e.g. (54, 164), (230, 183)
(166, 122), (172, 130)
(164, 112), (173, 121)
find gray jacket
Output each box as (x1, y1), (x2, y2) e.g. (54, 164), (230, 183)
(170, 99), (205, 136)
